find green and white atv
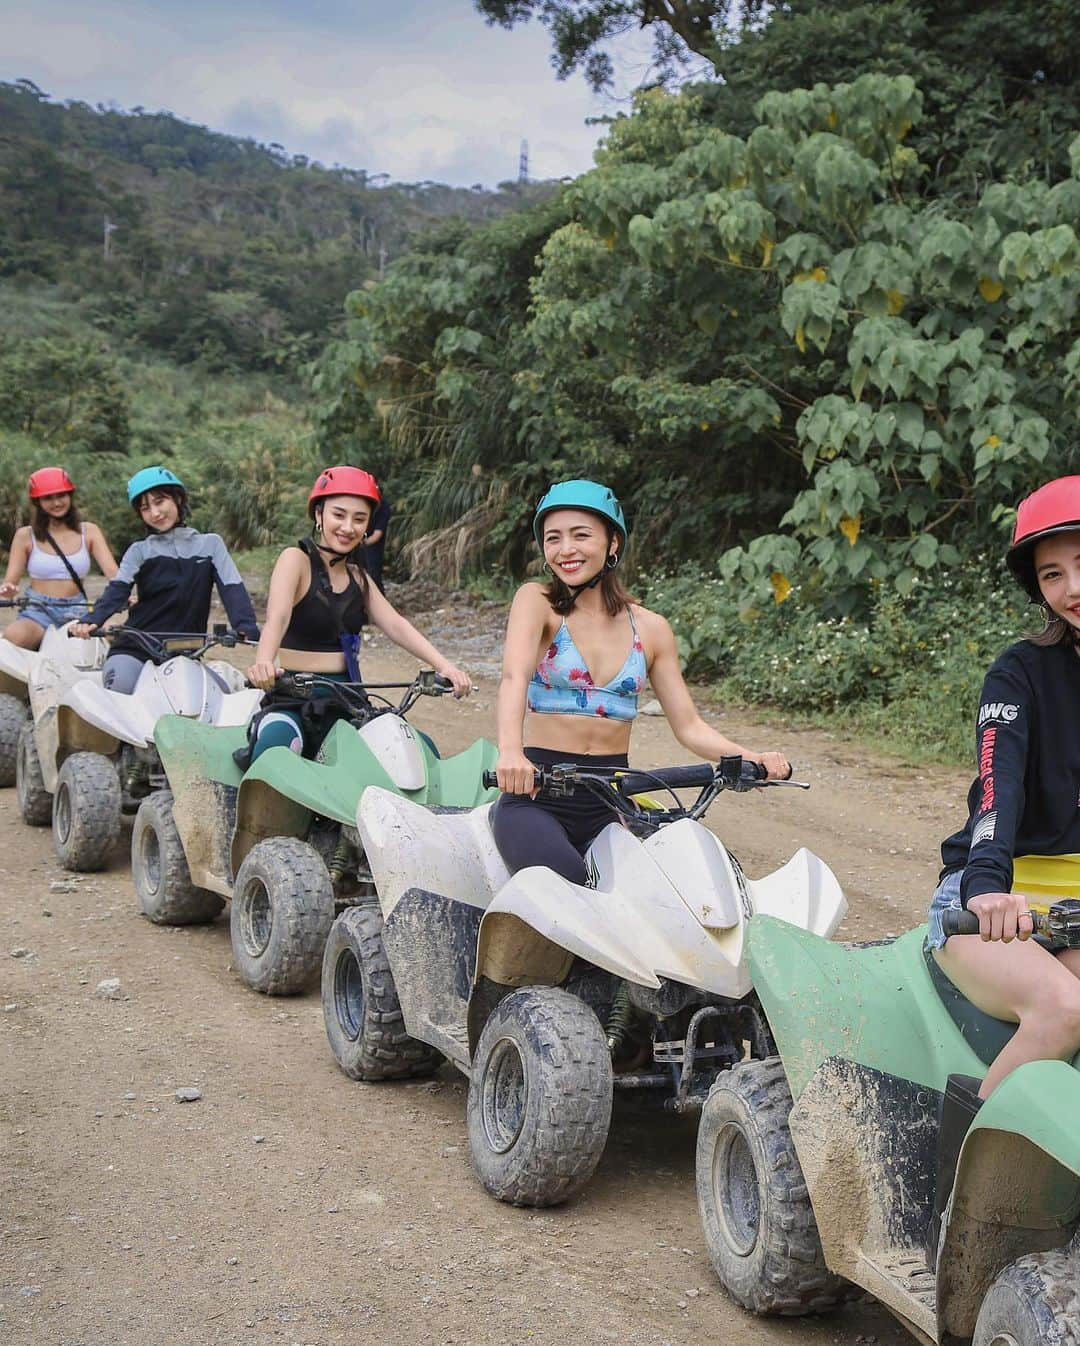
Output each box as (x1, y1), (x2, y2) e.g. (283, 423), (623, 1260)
(132, 670), (497, 996)
(696, 902), (1080, 1344)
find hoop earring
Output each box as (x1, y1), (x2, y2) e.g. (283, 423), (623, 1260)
(605, 552), (620, 571)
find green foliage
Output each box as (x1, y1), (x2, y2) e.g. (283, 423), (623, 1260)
(640, 558), (1029, 760)
(0, 336), (130, 454)
(320, 51), (1077, 606)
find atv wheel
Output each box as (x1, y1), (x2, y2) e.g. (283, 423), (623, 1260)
(230, 837), (335, 995)
(321, 904), (443, 1081)
(132, 791), (224, 926)
(0, 693), (29, 787)
(466, 986), (612, 1208)
(53, 752), (122, 871)
(697, 1057), (851, 1315)
(16, 720), (51, 826)
(974, 1250), (1080, 1346)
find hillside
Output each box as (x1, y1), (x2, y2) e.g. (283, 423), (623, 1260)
(0, 78), (555, 375)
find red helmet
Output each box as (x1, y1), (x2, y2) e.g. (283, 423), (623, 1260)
(307, 466), (380, 518)
(28, 467), (76, 499)
(1006, 476), (1080, 598)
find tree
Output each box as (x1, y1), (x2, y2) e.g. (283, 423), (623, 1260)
(473, 0), (742, 90)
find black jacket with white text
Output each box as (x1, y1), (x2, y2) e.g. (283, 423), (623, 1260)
(940, 639), (1080, 906)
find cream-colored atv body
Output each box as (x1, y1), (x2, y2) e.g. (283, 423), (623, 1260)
(2, 620), (107, 791)
(322, 758), (846, 1208)
(17, 627), (260, 873)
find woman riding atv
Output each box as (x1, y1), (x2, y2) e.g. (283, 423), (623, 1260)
(2, 467), (118, 648)
(925, 476), (1080, 1260)
(243, 466), (471, 762)
(71, 466), (259, 690)
(493, 479), (792, 882)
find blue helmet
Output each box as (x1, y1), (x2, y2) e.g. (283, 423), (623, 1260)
(533, 479), (627, 549)
(127, 466), (186, 505)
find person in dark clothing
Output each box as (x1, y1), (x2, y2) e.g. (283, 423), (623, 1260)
(243, 466), (471, 764)
(928, 475), (1080, 1101)
(363, 491), (392, 593)
(71, 466), (258, 692)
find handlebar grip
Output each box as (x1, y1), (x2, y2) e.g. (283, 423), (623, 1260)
(942, 909), (981, 937)
(434, 675), (454, 693)
(616, 764), (716, 795)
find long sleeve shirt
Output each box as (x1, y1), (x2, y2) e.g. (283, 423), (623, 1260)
(85, 527), (259, 654)
(940, 638), (1080, 907)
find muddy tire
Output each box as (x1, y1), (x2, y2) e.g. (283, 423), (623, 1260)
(696, 1057), (851, 1315)
(973, 1250), (1080, 1346)
(132, 791), (224, 926)
(16, 720), (52, 826)
(0, 693), (29, 787)
(321, 904), (443, 1081)
(230, 837), (335, 995)
(52, 752), (121, 872)
(466, 986), (612, 1208)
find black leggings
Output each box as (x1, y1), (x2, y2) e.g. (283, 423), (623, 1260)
(490, 747), (628, 885)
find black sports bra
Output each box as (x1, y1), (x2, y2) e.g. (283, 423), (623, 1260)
(281, 544), (367, 653)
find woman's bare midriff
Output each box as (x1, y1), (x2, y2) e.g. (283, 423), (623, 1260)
(525, 711), (632, 757)
(28, 578), (83, 598)
(277, 646), (348, 673)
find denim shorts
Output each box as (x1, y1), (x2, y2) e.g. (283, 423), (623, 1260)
(927, 867), (1053, 951)
(21, 593), (89, 630)
(926, 869), (963, 950)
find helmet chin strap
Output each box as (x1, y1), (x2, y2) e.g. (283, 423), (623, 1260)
(562, 552), (618, 609)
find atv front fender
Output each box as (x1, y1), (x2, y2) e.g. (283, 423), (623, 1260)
(939, 1060), (1080, 1339)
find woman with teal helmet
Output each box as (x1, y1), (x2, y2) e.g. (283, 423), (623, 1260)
(71, 466), (259, 692)
(491, 478), (792, 884)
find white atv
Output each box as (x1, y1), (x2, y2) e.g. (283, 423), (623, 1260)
(322, 757), (846, 1208)
(0, 602), (107, 786)
(17, 625), (261, 872)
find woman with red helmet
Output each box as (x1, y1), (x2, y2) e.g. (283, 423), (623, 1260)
(923, 476), (1080, 1263)
(242, 466), (472, 764)
(1, 468), (118, 650)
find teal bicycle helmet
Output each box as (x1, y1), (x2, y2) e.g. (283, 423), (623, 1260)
(128, 465), (186, 504)
(533, 480), (627, 549)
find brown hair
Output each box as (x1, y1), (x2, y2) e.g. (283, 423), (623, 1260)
(1027, 609), (1078, 648)
(30, 498), (81, 541)
(541, 520), (634, 617)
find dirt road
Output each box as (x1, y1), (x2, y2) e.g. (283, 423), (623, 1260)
(0, 604), (972, 1346)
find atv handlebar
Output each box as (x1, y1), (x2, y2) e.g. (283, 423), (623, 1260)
(73, 624), (244, 663)
(0, 597), (31, 609)
(272, 668), (453, 721)
(943, 899), (1080, 948)
(481, 756), (807, 828)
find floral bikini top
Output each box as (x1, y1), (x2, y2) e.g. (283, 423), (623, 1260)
(528, 608), (647, 721)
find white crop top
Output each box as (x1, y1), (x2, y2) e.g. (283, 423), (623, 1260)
(26, 527), (91, 582)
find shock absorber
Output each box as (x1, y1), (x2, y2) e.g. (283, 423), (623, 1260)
(328, 835), (354, 886)
(605, 980), (635, 1057)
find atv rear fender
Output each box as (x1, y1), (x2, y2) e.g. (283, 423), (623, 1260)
(232, 719), (498, 876)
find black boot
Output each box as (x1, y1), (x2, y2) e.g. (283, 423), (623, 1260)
(926, 1073), (984, 1268)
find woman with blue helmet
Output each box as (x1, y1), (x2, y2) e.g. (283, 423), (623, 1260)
(492, 479), (792, 883)
(71, 466), (258, 691)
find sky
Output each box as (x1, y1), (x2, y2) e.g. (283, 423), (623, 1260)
(0, 0), (660, 186)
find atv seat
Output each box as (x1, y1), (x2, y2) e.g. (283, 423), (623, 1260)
(922, 940), (1018, 1066)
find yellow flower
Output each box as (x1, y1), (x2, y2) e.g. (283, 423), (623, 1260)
(839, 515), (861, 546)
(770, 572), (792, 604)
